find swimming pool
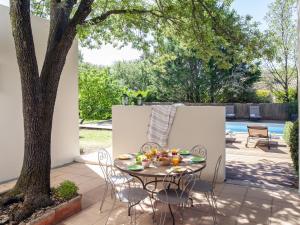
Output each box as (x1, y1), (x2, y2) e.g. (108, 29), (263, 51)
(226, 121), (285, 135)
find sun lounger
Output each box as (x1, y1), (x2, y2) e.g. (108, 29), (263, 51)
(246, 125), (270, 149)
(226, 105), (236, 119)
(249, 105), (261, 120)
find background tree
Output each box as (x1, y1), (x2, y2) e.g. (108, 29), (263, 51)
(264, 0), (298, 102)
(79, 63), (121, 121)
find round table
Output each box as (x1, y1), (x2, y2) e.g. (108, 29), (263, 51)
(114, 155), (206, 225)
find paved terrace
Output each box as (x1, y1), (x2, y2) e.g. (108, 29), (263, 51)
(226, 133), (298, 189)
(1, 162), (299, 225)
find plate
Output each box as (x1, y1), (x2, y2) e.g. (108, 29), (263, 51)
(118, 154), (133, 160)
(127, 165), (144, 171)
(171, 166), (186, 173)
(179, 149), (190, 155)
(191, 156), (205, 163)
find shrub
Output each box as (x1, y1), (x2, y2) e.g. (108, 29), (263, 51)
(53, 180), (79, 201)
(274, 88), (297, 103)
(255, 90), (272, 103)
(283, 121), (293, 145)
(289, 120), (298, 174)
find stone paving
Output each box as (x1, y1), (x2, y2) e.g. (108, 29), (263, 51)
(2, 162), (299, 225)
(226, 133), (298, 189)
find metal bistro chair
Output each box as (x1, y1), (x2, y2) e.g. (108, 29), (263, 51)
(139, 142), (162, 153)
(98, 148), (151, 225)
(117, 170), (154, 225)
(155, 168), (196, 225)
(190, 155), (222, 225)
(139, 142), (162, 191)
(190, 145), (207, 159)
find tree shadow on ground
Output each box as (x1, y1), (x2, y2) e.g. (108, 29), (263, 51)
(226, 160), (298, 189)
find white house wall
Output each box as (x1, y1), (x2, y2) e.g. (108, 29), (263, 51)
(0, 5), (79, 182)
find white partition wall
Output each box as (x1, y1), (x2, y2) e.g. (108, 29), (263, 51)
(112, 105), (225, 182)
(0, 5), (79, 182)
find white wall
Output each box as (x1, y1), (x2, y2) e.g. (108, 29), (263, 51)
(0, 5), (79, 182)
(112, 105), (225, 181)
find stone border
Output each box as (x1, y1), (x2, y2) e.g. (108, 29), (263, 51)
(20, 195), (82, 225)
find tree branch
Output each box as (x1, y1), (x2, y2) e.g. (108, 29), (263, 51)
(9, 0), (40, 93)
(83, 8), (158, 25)
(69, 0), (94, 26)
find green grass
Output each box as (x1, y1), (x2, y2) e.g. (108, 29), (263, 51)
(80, 119), (107, 124)
(79, 129), (112, 152)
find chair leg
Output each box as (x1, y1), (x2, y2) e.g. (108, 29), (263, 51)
(148, 196), (156, 223)
(100, 183), (109, 212)
(205, 192), (217, 225)
(211, 191), (219, 213)
(105, 193), (116, 225)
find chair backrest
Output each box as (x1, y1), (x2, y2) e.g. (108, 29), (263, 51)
(247, 126), (268, 138)
(190, 145), (207, 160)
(97, 148), (115, 185)
(139, 142), (162, 153)
(161, 168), (196, 201)
(212, 155), (223, 190)
(226, 105), (235, 114)
(249, 105), (260, 116)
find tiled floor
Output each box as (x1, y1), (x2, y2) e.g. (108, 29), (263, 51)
(2, 163), (299, 225)
(226, 133), (298, 189)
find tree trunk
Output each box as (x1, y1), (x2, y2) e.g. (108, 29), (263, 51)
(12, 106), (53, 220)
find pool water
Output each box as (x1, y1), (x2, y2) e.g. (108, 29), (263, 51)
(226, 122), (285, 135)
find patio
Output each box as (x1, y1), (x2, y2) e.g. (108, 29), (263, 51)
(2, 162), (299, 225)
(226, 133), (298, 189)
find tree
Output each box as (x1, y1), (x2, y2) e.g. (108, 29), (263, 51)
(264, 0), (298, 102)
(110, 60), (153, 91)
(147, 38), (262, 103)
(79, 63), (121, 121)
(2, 0), (265, 221)
(205, 60), (261, 103)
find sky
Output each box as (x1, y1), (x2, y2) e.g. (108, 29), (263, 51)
(0, 0), (274, 65)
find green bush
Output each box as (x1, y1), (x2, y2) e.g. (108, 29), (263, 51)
(53, 180), (79, 201)
(254, 90), (272, 103)
(283, 121), (293, 145)
(289, 120), (299, 174)
(274, 88), (297, 103)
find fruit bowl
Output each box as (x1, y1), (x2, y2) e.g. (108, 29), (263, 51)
(155, 157), (170, 166)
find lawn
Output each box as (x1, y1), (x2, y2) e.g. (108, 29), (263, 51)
(79, 129), (112, 153)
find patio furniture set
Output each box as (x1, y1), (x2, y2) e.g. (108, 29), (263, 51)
(97, 143), (222, 225)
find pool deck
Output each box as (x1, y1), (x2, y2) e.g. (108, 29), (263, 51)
(226, 133), (298, 189)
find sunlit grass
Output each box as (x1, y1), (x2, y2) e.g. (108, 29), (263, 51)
(79, 129), (112, 152)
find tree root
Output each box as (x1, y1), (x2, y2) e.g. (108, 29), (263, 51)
(0, 189), (23, 208)
(10, 194), (53, 223)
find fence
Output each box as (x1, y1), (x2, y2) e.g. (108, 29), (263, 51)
(144, 102), (290, 121)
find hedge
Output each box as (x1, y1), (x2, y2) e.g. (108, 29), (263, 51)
(289, 120), (298, 174)
(283, 121), (293, 145)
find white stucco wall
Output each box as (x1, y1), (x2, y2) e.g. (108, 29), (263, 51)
(0, 5), (79, 182)
(112, 105), (225, 182)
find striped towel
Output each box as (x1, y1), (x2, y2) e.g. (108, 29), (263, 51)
(147, 105), (178, 147)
